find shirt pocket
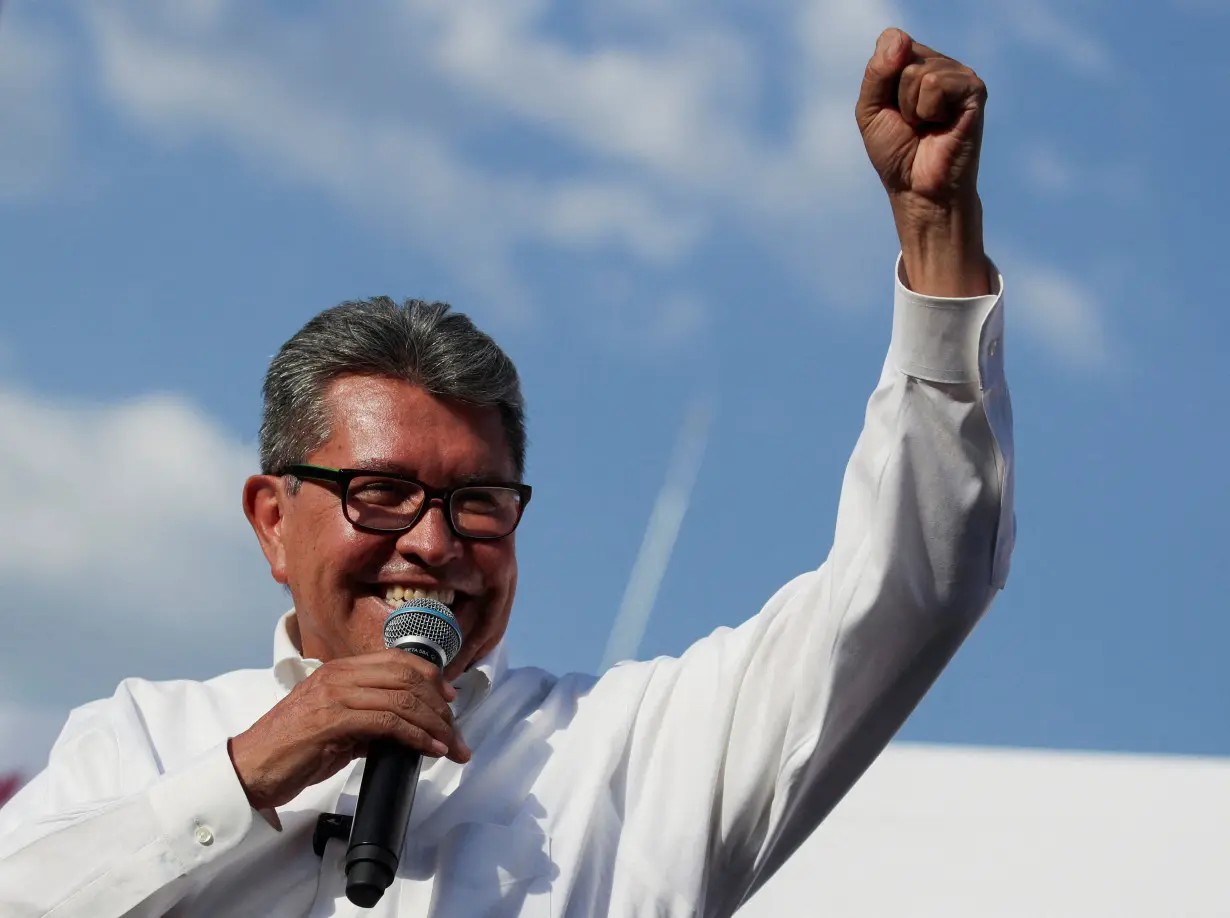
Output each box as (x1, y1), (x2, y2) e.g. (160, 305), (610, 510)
(427, 821), (553, 918)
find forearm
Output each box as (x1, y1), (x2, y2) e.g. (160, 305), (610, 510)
(893, 195), (993, 298)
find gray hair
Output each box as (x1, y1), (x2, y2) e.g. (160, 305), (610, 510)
(259, 297), (526, 482)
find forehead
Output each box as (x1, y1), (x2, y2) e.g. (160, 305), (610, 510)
(313, 375), (514, 482)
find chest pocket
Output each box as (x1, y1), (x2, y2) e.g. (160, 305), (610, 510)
(427, 821), (554, 917)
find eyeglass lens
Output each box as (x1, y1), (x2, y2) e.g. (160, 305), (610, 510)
(344, 474), (522, 537)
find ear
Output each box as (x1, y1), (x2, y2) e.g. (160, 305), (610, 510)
(243, 474), (290, 585)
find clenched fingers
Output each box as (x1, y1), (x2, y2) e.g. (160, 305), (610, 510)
(328, 648), (456, 698)
(340, 685), (464, 757)
(898, 61), (986, 127)
(856, 28), (913, 132)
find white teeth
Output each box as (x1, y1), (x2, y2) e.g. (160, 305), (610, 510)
(384, 586), (456, 607)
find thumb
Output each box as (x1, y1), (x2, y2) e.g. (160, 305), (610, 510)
(855, 28), (912, 132)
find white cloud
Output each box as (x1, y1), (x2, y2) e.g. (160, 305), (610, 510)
(1003, 256), (1110, 368)
(77, 2), (711, 317)
(0, 7), (68, 198)
(0, 386), (284, 706)
(64, 1), (905, 316)
(7, 1), (1115, 364)
(0, 388), (251, 589)
(1023, 143), (1075, 194)
(538, 180), (704, 265)
(412, 0), (760, 184)
(647, 293), (709, 352)
(997, 1), (1112, 76)
(580, 268), (712, 357)
(1019, 141), (1152, 214)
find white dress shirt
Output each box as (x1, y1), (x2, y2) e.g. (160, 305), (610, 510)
(0, 260), (1014, 918)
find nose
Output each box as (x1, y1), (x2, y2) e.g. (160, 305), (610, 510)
(394, 499), (464, 567)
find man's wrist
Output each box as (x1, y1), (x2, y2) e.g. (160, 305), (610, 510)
(228, 732), (272, 811)
(892, 194), (992, 298)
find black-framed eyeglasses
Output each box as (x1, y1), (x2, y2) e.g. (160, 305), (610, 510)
(279, 464), (532, 540)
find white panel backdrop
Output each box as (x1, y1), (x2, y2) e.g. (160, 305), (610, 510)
(738, 743), (1229, 917)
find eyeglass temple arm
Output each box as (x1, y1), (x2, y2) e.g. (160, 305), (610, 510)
(282, 464), (344, 481)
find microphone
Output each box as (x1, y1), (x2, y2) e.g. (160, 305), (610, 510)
(344, 598), (463, 907)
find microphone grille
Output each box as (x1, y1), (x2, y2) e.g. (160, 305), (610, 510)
(383, 598), (463, 665)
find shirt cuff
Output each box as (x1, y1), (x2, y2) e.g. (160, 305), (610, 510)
(889, 253), (1005, 390)
(145, 741), (254, 874)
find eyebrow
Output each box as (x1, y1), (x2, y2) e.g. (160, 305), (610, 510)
(349, 459), (514, 486)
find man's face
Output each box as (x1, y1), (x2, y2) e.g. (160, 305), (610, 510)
(245, 375), (519, 681)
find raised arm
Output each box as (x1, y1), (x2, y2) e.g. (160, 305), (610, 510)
(585, 29), (1014, 916)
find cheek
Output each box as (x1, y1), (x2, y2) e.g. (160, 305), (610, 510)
(287, 508), (382, 591)
(463, 543), (516, 637)
(477, 542), (517, 602)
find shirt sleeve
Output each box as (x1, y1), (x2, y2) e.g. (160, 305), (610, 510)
(0, 687), (255, 918)
(611, 257), (1014, 915)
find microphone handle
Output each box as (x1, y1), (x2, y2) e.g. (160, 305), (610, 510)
(344, 738), (423, 906)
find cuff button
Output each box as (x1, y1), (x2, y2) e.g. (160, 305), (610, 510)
(194, 825), (215, 847)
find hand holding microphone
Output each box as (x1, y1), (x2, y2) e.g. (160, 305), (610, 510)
(229, 599), (466, 906)
(227, 606), (469, 813)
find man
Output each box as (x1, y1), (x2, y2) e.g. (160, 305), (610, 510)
(0, 28), (1013, 917)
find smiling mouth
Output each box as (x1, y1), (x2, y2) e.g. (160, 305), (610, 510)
(382, 585), (457, 608)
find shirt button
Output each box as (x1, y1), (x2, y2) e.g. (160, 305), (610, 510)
(194, 825), (215, 847)
(987, 337), (1000, 357)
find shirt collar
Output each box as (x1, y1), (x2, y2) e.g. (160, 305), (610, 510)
(271, 610), (505, 715)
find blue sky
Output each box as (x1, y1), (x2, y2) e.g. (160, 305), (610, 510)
(0, 0), (1226, 773)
